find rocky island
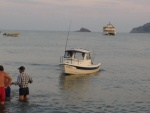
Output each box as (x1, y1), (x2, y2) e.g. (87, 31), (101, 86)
(130, 22), (150, 33)
(76, 28), (91, 32)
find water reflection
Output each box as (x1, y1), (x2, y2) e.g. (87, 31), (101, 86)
(17, 102), (29, 113)
(59, 72), (100, 91)
(0, 106), (5, 113)
(59, 72), (100, 106)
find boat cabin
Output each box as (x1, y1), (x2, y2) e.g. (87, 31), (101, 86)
(60, 48), (93, 66)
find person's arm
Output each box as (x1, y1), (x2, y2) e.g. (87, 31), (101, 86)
(28, 76), (33, 83)
(4, 73), (12, 88)
(17, 75), (21, 87)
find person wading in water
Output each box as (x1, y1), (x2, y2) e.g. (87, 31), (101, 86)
(16, 66), (33, 101)
(0, 65), (12, 105)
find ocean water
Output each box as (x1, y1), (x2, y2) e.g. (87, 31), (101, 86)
(0, 31), (150, 113)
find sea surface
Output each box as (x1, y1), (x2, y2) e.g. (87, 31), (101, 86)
(0, 31), (150, 113)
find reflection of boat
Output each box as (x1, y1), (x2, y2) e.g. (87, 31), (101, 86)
(3, 32), (19, 37)
(59, 72), (100, 91)
(59, 74), (91, 90)
(60, 48), (101, 75)
(103, 23), (116, 35)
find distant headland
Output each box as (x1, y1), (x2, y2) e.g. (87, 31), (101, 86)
(130, 22), (150, 33)
(76, 28), (91, 32)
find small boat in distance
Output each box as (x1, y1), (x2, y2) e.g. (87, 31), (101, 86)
(3, 32), (19, 37)
(60, 48), (101, 75)
(103, 23), (116, 35)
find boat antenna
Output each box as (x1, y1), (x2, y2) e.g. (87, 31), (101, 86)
(65, 20), (72, 51)
(92, 49), (95, 63)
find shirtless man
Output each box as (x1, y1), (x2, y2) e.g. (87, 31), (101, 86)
(0, 65), (12, 105)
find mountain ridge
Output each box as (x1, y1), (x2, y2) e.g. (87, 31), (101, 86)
(130, 22), (150, 33)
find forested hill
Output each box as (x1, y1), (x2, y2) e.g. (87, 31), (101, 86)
(130, 22), (150, 33)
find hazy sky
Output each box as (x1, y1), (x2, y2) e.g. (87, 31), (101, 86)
(0, 0), (150, 32)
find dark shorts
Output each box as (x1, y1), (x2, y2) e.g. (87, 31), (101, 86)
(19, 87), (29, 96)
(5, 86), (11, 97)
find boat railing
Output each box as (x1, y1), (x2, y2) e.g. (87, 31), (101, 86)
(60, 56), (63, 63)
(60, 56), (73, 64)
(60, 56), (82, 65)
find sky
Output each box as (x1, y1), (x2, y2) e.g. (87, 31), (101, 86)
(0, 0), (150, 32)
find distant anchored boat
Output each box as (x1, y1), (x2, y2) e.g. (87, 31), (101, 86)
(103, 23), (116, 35)
(3, 32), (19, 37)
(60, 48), (101, 75)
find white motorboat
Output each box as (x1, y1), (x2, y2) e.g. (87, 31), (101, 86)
(103, 23), (116, 35)
(60, 48), (101, 75)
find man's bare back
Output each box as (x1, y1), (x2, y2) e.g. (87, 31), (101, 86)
(0, 65), (12, 105)
(0, 71), (12, 87)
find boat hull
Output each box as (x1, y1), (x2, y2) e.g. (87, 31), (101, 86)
(103, 31), (116, 35)
(60, 63), (101, 75)
(3, 32), (19, 37)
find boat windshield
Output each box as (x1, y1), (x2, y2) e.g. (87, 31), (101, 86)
(64, 51), (73, 58)
(64, 51), (85, 60)
(74, 52), (84, 60)
(86, 53), (91, 60)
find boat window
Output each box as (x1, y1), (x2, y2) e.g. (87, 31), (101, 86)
(64, 51), (73, 58)
(74, 52), (84, 60)
(86, 54), (91, 60)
